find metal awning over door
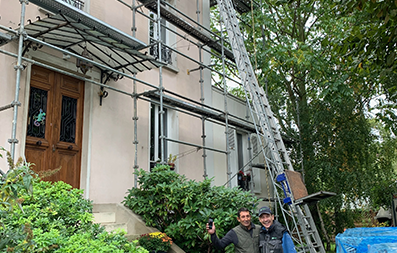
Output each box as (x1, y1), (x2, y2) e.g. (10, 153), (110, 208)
(19, 0), (164, 76)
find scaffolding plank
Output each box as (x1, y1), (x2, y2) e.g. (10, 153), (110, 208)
(295, 191), (337, 205)
(144, 91), (257, 132)
(0, 31), (13, 46)
(138, 0), (235, 61)
(210, 0), (259, 14)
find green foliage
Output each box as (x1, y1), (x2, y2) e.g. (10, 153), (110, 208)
(123, 165), (259, 253)
(0, 147), (37, 252)
(0, 167), (147, 252)
(138, 232), (172, 252)
(0, 147), (36, 212)
(335, 0), (397, 110)
(219, 0), (397, 241)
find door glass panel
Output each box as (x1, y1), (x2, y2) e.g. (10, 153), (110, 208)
(27, 87), (47, 138)
(59, 95), (77, 143)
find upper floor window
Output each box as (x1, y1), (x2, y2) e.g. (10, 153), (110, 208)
(150, 104), (168, 168)
(61, 0), (84, 10)
(148, 0), (177, 67)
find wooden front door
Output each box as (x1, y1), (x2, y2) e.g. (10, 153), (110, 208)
(25, 65), (84, 188)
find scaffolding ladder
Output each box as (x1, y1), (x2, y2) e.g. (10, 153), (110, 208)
(215, 0), (326, 252)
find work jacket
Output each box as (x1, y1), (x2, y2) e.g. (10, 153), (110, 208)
(211, 222), (261, 253)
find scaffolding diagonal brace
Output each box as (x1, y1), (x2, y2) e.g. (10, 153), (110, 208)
(0, 101), (21, 112)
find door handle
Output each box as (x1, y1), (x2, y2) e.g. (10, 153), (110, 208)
(52, 145), (55, 152)
(68, 145), (73, 150)
(36, 140), (42, 146)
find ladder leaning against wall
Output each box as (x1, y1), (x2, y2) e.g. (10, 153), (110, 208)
(215, 0), (335, 252)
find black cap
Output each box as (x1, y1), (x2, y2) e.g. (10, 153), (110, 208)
(258, 206), (272, 216)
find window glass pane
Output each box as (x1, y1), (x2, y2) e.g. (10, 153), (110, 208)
(59, 95), (77, 143)
(237, 133), (244, 170)
(150, 105), (156, 161)
(150, 105), (168, 163)
(149, 13), (173, 64)
(157, 108), (167, 160)
(27, 87), (48, 138)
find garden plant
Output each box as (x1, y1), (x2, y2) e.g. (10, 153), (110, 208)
(124, 165), (260, 253)
(137, 231), (172, 253)
(0, 148), (148, 253)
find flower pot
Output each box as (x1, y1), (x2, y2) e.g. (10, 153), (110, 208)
(168, 163), (175, 170)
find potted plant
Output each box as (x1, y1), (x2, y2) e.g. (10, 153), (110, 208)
(167, 154), (177, 170)
(138, 232), (173, 253)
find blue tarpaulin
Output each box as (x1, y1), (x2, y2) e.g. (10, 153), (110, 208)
(336, 227), (397, 253)
(369, 243), (397, 253)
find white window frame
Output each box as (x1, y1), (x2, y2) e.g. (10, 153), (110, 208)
(250, 134), (262, 193)
(229, 129), (252, 190)
(149, 104), (178, 170)
(150, 104), (168, 166)
(148, 0), (177, 69)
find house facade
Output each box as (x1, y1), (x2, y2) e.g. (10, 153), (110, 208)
(0, 0), (271, 205)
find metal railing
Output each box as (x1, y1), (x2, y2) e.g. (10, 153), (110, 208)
(61, 0), (84, 10)
(150, 43), (173, 65)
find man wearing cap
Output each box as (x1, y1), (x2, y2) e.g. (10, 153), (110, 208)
(258, 206), (297, 253)
(206, 207), (261, 253)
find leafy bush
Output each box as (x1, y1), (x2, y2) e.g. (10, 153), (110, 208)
(138, 232), (172, 252)
(0, 148), (37, 252)
(0, 147), (36, 212)
(123, 165), (260, 253)
(0, 152), (148, 253)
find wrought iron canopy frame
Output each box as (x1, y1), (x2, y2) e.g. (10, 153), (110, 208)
(20, 0), (165, 77)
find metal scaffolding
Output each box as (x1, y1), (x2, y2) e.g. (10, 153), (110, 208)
(0, 1), (338, 250)
(0, 0), (261, 189)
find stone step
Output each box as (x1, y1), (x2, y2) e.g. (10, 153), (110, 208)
(93, 211), (116, 224)
(102, 222), (128, 233)
(125, 234), (140, 242)
(92, 204), (185, 253)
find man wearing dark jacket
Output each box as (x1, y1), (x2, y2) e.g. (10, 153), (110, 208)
(206, 207), (260, 253)
(258, 206), (297, 253)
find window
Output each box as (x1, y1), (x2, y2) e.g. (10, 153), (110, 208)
(150, 104), (168, 168)
(250, 134), (262, 193)
(61, 0), (84, 10)
(148, 1), (176, 67)
(236, 133), (251, 191)
(228, 129), (250, 190)
(237, 133), (244, 171)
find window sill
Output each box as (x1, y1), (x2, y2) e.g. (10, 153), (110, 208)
(162, 63), (179, 74)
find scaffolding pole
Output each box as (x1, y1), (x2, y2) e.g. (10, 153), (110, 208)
(197, 0), (208, 179)
(0, 0), (262, 192)
(132, 0), (139, 187)
(199, 45), (208, 179)
(218, 12), (232, 188)
(156, 0), (166, 165)
(9, 0), (28, 161)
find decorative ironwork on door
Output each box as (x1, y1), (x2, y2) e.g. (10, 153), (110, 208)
(27, 87), (47, 138)
(59, 95), (77, 143)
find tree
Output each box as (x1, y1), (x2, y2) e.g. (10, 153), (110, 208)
(333, 0), (397, 134)
(211, 0), (397, 247)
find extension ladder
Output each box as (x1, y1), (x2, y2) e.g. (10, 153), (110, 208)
(215, 0), (325, 252)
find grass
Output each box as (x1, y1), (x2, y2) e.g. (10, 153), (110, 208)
(324, 242), (336, 253)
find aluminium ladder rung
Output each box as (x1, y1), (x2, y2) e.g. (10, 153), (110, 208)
(216, 0), (325, 252)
